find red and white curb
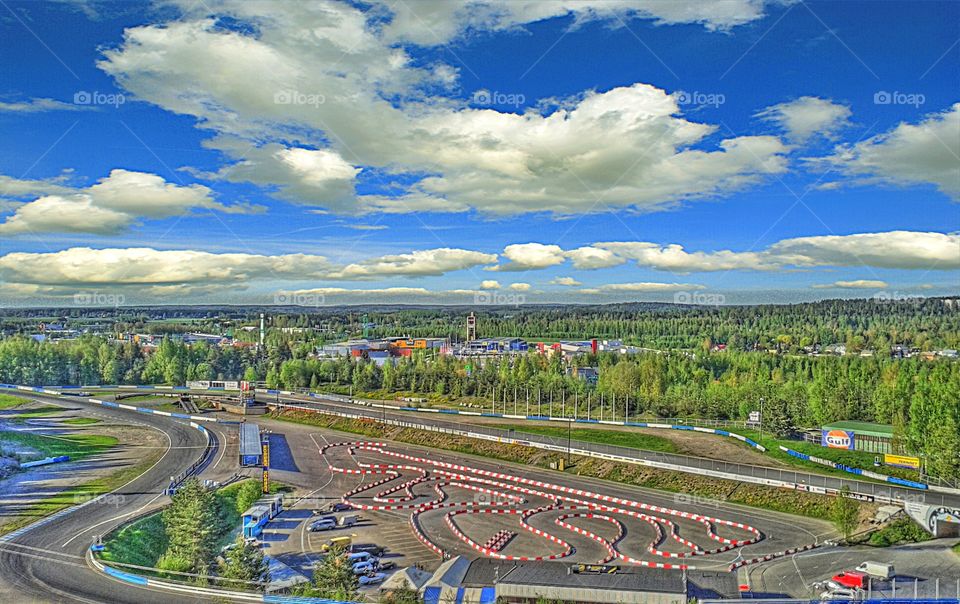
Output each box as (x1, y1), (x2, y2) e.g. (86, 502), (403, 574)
(728, 542), (820, 570)
(319, 441), (766, 571)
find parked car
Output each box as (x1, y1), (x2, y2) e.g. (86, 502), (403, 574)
(358, 572), (386, 586)
(855, 561), (894, 579)
(346, 552), (374, 563)
(328, 502), (352, 512)
(377, 560), (397, 571)
(351, 543), (386, 556)
(820, 588), (859, 601)
(832, 571), (868, 589)
(308, 518), (337, 532)
(352, 561), (376, 575)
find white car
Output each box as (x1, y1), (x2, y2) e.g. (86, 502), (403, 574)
(359, 572), (386, 586)
(309, 518), (337, 532)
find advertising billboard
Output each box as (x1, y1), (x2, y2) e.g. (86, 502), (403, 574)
(822, 428), (855, 450)
(884, 453), (921, 469)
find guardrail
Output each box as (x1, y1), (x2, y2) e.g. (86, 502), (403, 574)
(166, 422), (214, 493)
(779, 445), (929, 490)
(88, 548), (357, 603)
(270, 397), (952, 510)
(271, 392), (960, 507)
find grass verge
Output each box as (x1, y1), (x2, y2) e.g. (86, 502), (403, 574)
(0, 430), (117, 460)
(271, 409), (854, 522)
(0, 394), (27, 410)
(0, 444), (162, 538)
(498, 423), (678, 453)
(859, 517), (931, 547)
(62, 417), (101, 425)
(101, 479), (290, 569)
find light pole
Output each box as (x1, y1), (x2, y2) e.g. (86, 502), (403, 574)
(759, 397), (765, 442)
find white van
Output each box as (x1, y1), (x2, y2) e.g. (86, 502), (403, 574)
(855, 561), (894, 579)
(347, 551), (373, 563)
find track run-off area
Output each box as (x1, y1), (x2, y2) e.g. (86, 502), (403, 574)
(320, 441), (764, 570)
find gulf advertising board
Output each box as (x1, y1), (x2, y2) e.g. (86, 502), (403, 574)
(821, 429), (855, 450)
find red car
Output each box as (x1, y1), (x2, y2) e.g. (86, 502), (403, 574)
(832, 571), (867, 589)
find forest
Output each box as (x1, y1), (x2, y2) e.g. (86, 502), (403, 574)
(1, 299), (957, 478)
(0, 327), (956, 479)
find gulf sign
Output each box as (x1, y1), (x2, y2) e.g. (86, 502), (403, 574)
(822, 429), (855, 450)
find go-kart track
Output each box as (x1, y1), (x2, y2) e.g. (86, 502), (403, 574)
(320, 441), (764, 570)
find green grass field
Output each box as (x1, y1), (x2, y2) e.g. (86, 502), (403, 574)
(0, 430), (117, 460)
(499, 423), (679, 453)
(0, 443), (158, 538)
(0, 394), (27, 410)
(6, 406), (69, 420)
(62, 417), (101, 425)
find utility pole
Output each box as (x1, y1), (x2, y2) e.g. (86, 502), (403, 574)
(567, 417), (572, 465)
(759, 397), (765, 442)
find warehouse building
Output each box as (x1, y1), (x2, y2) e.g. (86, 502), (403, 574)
(820, 420), (896, 453)
(458, 560), (740, 603)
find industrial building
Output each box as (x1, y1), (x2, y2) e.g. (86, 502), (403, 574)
(411, 559), (740, 603)
(239, 423), (262, 467)
(820, 420), (897, 454)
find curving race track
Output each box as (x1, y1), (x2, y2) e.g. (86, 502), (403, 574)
(0, 390), (222, 604)
(320, 441), (764, 571)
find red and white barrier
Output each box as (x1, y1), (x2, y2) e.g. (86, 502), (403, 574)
(318, 441), (765, 571)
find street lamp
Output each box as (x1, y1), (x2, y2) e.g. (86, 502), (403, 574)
(759, 397), (765, 442)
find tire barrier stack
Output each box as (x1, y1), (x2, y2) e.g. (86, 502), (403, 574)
(482, 529), (516, 552)
(320, 441), (766, 571)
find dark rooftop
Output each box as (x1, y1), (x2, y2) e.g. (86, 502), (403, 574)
(462, 560), (685, 594)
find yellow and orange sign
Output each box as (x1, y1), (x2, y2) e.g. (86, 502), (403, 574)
(884, 454), (920, 469)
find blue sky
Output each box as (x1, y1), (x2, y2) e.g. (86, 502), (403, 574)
(0, 0), (957, 306)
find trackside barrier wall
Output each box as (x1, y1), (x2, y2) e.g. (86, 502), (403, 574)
(779, 445), (929, 490)
(291, 391), (773, 451)
(88, 549), (357, 603)
(273, 395), (960, 506)
(0, 384), (228, 425)
(271, 399), (915, 508)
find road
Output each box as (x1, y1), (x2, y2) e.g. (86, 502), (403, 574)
(0, 390), (230, 604)
(0, 386), (955, 602)
(259, 391), (960, 509)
